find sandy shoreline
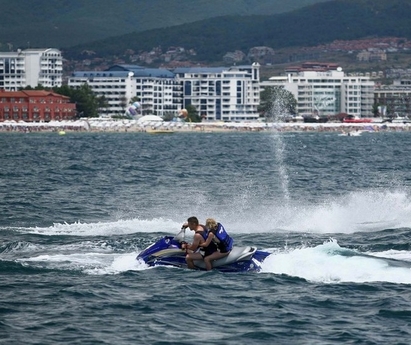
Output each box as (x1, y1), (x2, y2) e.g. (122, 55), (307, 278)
(1, 119), (410, 133)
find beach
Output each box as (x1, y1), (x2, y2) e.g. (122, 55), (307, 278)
(0, 118), (410, 134)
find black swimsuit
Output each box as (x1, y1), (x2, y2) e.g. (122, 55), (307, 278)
(196, 229), (218, 257)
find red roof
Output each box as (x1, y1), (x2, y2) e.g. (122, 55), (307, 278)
(0, 90), (69, 99)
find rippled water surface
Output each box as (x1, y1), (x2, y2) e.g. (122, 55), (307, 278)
(1, 131), (411, 344)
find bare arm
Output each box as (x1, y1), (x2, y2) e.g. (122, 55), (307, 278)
(185, 233), (202, 251)
(199, 232), (215, 248)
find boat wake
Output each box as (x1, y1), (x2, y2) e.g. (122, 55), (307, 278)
(261, 239), (411, 284)
(5, 238), (410, 285)
(2, 188), (410, 280)
(10, 217), (181, 236)
(4, 187), (410, 236)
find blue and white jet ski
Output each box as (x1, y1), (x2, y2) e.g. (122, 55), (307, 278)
(137, 229), (270, 272)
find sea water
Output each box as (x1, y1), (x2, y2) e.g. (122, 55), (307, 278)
(1, 131), (411, 344)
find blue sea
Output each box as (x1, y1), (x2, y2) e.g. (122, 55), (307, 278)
(1, 130), (411, 345)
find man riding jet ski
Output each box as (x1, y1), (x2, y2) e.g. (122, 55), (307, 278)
(137, 218), (270, 272)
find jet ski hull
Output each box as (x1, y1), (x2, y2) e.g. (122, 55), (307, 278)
(137, 235), (270, 272)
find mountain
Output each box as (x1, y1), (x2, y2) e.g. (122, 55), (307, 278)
(63, 0), (411, 63)
(0, 0), (329, 49)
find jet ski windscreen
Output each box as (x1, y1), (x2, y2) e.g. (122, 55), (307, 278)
(172, 229), (186, 243)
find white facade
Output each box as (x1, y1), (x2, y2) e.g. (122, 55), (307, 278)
(0, 48), (63, 91)
(175, 63), (260, 121)
(68, 66), (182, 117)
(374, 79), (411, 117)
(134, 77), (182, 117)
(262, 68), (375, 117)
(68, 71), (136, 117)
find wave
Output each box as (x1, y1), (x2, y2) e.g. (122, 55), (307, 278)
(8, 238), (411, 285)
(260, 239), (411, 285)
(8, 218), (181, 236)
(3, 189), (410, 237)
(224, 189), (411, 234)
(15, 252), (148, 275)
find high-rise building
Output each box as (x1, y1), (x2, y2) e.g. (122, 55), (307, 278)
(174, 63), (260, 121)
(0, 48), (63, 90)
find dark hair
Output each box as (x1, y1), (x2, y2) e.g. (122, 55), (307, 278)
(187, 216), (199, 225)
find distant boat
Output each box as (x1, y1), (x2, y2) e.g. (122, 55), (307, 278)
(342, 115), (372, 123)
(303, 115), (328, 123)
(58, 130), (66, 135)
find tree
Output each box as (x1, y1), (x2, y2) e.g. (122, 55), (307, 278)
(258, 86), (297, 121)
(54, 83), (101, 117)
(129, 96), (140, 104)
(185, 104), (201, 122)
(97, 95), (109, 114)
(20, 84), (109, 118)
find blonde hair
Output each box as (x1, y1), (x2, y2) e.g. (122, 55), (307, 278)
(206, 218), (217, 229)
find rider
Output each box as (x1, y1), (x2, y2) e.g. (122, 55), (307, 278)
(181, 216), (218, 269)
(199, 218), (234, 271)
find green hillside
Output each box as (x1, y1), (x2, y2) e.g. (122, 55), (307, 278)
(0, 0), (328, 49)
(63, 0), (411, 63)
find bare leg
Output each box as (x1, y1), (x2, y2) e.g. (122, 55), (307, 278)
(186, 252), (204, 269)
(204, 251), (229, 271)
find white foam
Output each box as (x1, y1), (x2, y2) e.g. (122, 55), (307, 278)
(260, 239), (411, 284)
(285, 190), (411, 234)
(366, 249), (411, 262)
(84, 253), (149, 275)
(15, 218), (181, 236)
(227, 189), (411, 234)
(18, 251), (149, 274)
(6, 189), (411, 236)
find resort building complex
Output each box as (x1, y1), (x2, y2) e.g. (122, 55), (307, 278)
(0, 48), (63, 91)
(2, 47), (411, 120)
(68, 63), (261, 121)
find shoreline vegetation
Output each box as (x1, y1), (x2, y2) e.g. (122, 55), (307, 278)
(1, 119), (410, 134)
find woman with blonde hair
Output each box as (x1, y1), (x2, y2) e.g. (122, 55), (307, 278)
(180, 216), (218, 269)
(199, 218), (234, 271)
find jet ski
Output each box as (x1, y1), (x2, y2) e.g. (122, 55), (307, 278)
(137, 229), (270, 272)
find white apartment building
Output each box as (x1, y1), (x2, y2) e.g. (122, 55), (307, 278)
(0, 48), (63, 90)
(69, 65), (181, 117)
(374, 79), (411, 117)
(68, 70), (136, 117)
(108, 65), (182, 117)
(174, 63), (260, 121)
(262, 65), (375, 117)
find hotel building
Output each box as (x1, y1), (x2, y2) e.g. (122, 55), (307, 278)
(69, 65), (181, 118)
(174, 63), (260, 121)
(68, 69), (137, 117)
(374, 79), (411, 118)
(0, 90), (76, 122)
(0, 48), (63, 91)
(262, 63), (375, 117)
